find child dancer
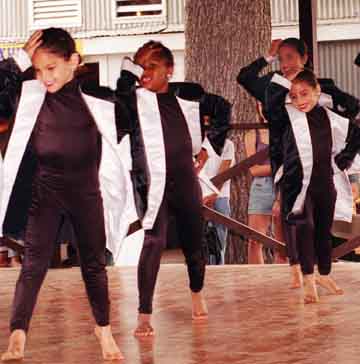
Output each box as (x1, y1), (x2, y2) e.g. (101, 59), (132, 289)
(0, 28), (133, 361)
(237, 37), (360, 287)
(116, 41), (231, 336)
(266, 69), (360, 303)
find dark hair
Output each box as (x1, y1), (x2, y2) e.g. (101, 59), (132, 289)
(134, 41), (174, 67)
(279, 37), (312, 68)
(292, 68), (319, 89)
(279, 38), (307, 57)
(38, 27), (78, 61)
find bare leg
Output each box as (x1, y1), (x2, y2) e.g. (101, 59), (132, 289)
(290, 264), (303, 289)
(315, 274), (344, 295)
(134, 314), (154, 337)
(94, 325), (124, 361)
(191, 291), (208, 320)
(247, 214), (272, 264)
(1, 330), (26, 361)
(303, 274), (319, 304)
(272, 214), (288, 264)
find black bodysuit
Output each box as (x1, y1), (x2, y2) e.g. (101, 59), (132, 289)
(284, 106), (337, 275)
(11, 79), (110, 332)
(138, 92), (205, 314)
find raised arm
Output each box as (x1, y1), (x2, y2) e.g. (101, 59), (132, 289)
(237, 39), (282, 104)
(115, 57), (143, 98)
(200, 93), (231, 156)
(263, 75), (292, 179)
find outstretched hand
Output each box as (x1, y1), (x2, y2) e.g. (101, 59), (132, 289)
(23, 30), (43, 58)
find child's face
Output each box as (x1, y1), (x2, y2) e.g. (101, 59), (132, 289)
(32, 48), (78, 93)
(135, 50), (173, 93)
(289, 81), (320, 113)
(278, 45), (307, 80)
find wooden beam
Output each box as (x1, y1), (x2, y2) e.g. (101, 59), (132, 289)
(211, 147), (269, 188)
(203, 206), (287, 256)
(1, 237), (24, 255)
(299, 0), (319, 74)
(332, 236), (360, 259)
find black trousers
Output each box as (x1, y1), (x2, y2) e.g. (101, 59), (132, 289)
(10, 181), (109, 332)
(138, 176), (205, 314)
(283, 184), (337, 275)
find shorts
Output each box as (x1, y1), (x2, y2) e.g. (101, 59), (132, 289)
(248, 176), (275, 215)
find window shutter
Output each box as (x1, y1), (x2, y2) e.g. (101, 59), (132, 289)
(29, 0), (82, 28)
(115, 0), (165, 18)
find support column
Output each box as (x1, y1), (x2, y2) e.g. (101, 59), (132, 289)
(299, 0), (319, 74)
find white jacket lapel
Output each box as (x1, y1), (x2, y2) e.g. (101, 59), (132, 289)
(0, 80), (46, 235)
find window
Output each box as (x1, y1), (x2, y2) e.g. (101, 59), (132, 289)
(28, 0), (82, 28)
(114, 0), (166, 19)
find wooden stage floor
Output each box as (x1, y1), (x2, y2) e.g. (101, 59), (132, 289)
(1, 262), (360, 364)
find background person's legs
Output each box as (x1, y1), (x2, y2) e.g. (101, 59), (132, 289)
(213, 197), (230, 264)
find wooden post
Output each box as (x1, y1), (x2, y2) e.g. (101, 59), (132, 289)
(299, 0), (319, 74)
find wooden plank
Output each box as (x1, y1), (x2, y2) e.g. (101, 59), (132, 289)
(332, 235), (360, 259)
(0, 237), (24, 255)
(203, 206), (287, 256)
(210, 147), (269, 188)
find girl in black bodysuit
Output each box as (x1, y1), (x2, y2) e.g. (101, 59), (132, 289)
(0, 29), (123, 361)
(116, 41), (231, 337)
(267, 69), (360, 303)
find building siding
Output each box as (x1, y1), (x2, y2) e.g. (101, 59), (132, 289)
(271, 0), (360, 24)
(0, 0), (186, 42)
(319, 39), (360, 98)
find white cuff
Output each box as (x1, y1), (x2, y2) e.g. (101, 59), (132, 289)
(13, 49), (32, 72)
(201, 137), (212, 152)
(264, 55), (278, 64)
(274, 165), (284, 184)
(271, 73), (292, 90)
(198, 169), (220, 195)
(121, 57), (144, 79)
(318, 93), (334, 109)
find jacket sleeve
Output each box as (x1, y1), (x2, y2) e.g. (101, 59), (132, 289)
(263, 77), (291, 179)
(0, 58), (24, 120)
(236, 57), (274, 104)
(200, 93), (231, 156)
(335, 118), (360, 171)
(320, 78), (360, 119)
(115, 57), (143, 98)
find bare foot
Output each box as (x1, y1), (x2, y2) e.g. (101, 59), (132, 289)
(134, 314), (154, 337)
(316, 275), (344, 295)
(94, 325), (124, 361)
(191, 291), (208, 320)
(303, 274), (319, 304)
(9, 257), (21, 268)
(290, 264), (303, 289)
(1, 329), (26, 361)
